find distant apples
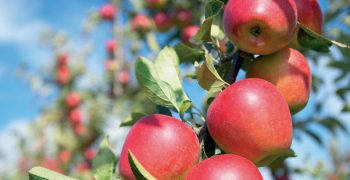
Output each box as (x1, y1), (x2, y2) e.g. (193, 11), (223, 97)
(223, 0), (298, 55)
(65, 92), (80, 109)
(132, 14), (151, 33)
(207, 78), (292, 166)
(181, 25), (200, 45)
(173, 9), (192, 27)
(119, 114), (200, 179)
(153, 12), (172, 32)
(56, 66), (70, 85)
(106, 40), (116, 54)
(246, 48), (311, 114)
(100, 3), (116, 20)
(185, 154), (263, 180)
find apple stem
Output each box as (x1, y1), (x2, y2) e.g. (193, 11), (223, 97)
(250, 26), (262, 37)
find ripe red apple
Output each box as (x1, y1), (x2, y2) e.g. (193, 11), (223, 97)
(84, 149), (97, 161)
(146, 0), (168, 9)
(100, 3), (116, 20)
(117, 71), (130, 85)
(106, 40), (116, 54)
(118, 114), (200, 179)
(59, 150), (71, 163)
(289, 0), (323, 48)
(65, 92), (80, 109)
(132, 14), (151, 33)
(153, 12), (172, 32)
(207, 78), (292, 166)
(246, 48), (311, 114)
(185, 154), (263, 180)
(57, 53), (68, 66)
(181, 25), (200, 45)
(43, 158), (63, 173)
(173, 9), (192, 27)
(69, 108), (82, 124)
(56, 66), (70, 85)
(223, 0), (298, 55)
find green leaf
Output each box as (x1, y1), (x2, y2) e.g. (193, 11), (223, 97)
(155, 47), (190, 105)
(342, 104), (350, 112)
(195, 55), (229, 92)
(180, 100), (192, 120)
(120, 112), (147, 127)
(135, 57), (179, 111)
(304, 129), (323, 146)
(92, 137), (118, 180)
(257, 148), (297, 167)
(299, 24), (350, 52)
(29, 167), (77, 180)
(205, 0), (225, 18)
(174, 43), (205, 64)
(128, 150), (157, 180)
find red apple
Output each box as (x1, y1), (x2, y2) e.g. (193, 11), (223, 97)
(76, 162), (90, 173)
(153, 12), (172, 32)
(106, 40), (116, 54)
(100, 3), (116, 20)
(118, 71), (130, 85)
(43, 158), (63, 173)
(65, 92), (80, 109)
(118, 114), (200, 179)
(56, 66), (70, 85)
(57, 53), (68, 66)
(84, 149), (97, 161)
(223, 0), (298, 55)
(181, 25), (200, 45)
(289, 0), (323, 48)
(173, 9), (192, 27)
(185, 154), (263, 180)
(132, 14), (151, 33)
(73, 122), (85, 136)
(146, 0), (168, 9)
(207, 78), (292, 166)
(69, 108), (81, 124)
(246, 48), (311, 114)
(59, 150), (71, 163)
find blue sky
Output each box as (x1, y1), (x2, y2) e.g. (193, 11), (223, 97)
(0, 0), (348, 179)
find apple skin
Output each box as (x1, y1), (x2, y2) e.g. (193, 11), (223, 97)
(118, 71), (131, 85)
(65, 93), (80, 109)
(289, 0), (323, 48)
(132, 14), (152, 33)
(106, 40), (116, 54)
(153, 12), (172, 32)
(57, 53), (68, 66)
(246, 48), (311, 114)
(207, 78), (292, 166)
(69, 108), (82, 124)
(118, 114), (200, 180)
(185, 154), (263, 180)
(223, 0), (297, 55)
(100, 3), (116, 20)
(146, 0), (168, 9)
(181, 25), (200, 45)
(56, 66), (70, 85)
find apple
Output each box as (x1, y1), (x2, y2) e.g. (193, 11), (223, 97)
(84, 149), (97, 161)
(43, 158), (63, 173)
(59, 150), (71, 163)
(181, 25), (200, 45)
(246, 48), (311, 114)
(106, 40), (116, 54)
(65, 92), (80, 109)
(118, 114), (200, 179)
(207, 78), (292, 166)
(132, 14), (151, 33)
(76, 162), (90, 173)
(105, 60), (116, 71)
(223, 0), (298, 55)
(69, 108), (82, 124)
(146, 0), (168, 9)
(289, 0), (323, 48)
(185, 154), (263, 180)
(118, 71), (131, 85)
(73, 122), (85, 136)
(57, 53), (68, 66)
(153, 12), (172, 32)
(173, 9), (192, 27)
(100, 3), (116, 20)
(56, 66), (70, 85)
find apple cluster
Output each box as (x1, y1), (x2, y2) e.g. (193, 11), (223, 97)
(117, 0), (323, 179)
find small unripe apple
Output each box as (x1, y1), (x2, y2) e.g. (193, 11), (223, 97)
(246, 48), (311, 114)
(69, 108), (81, 124)
(153, 12), (172, 32)
(132, 14), (151, 33)
(223, 0), (298, 55)
(59, 150), (71, 163)
(117, 71), (130, 85)
(106, 40), (116, 54)
(207, 78), (292, 166)
(119, 114), (200, 179)
(65, 92), (80, 109)
(181, 25), (200, 45)
(185, 154), (263, 180)
(100, 3), (116, 20)
(173, 9), (192, 27)
(84, 149), (97, 161)
(146, 0), (168, 9)
(289, 0), (323, 48)
(56, 66), (70, 85)
(57, 53), (68, 66)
